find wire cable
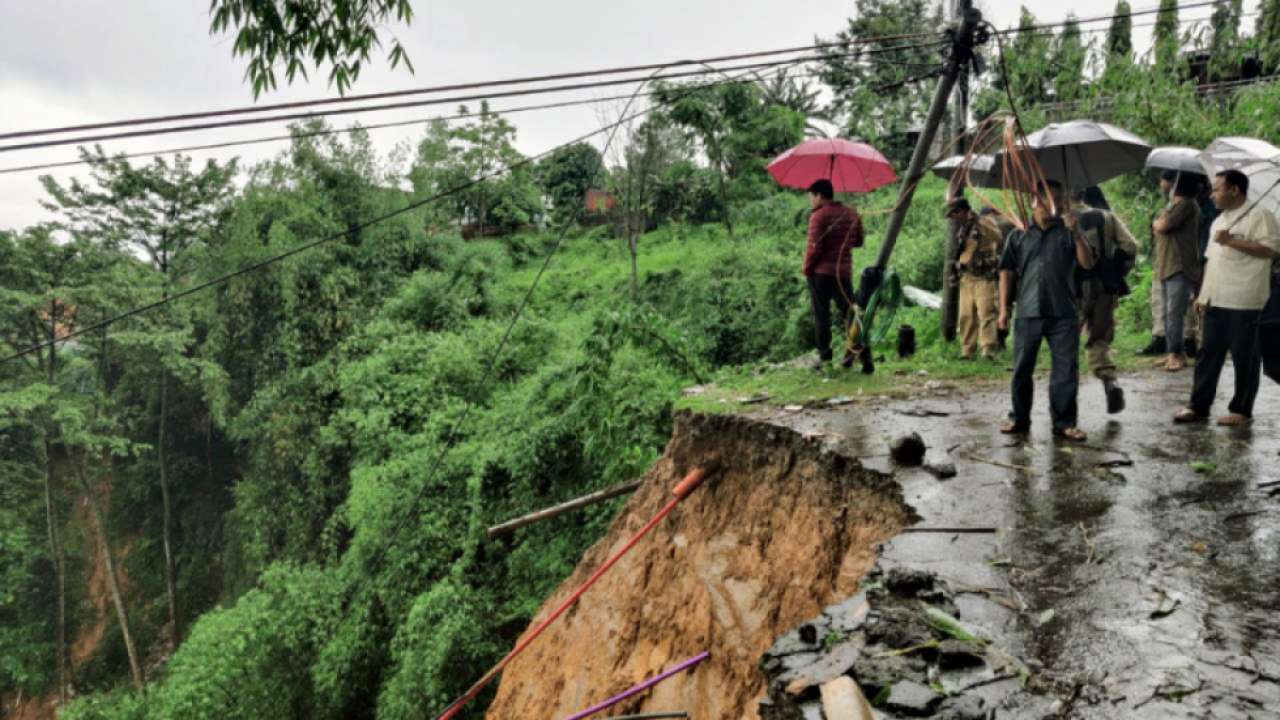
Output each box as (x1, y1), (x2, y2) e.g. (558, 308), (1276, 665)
(0, 35), (945, 143)
(0, 67), (842, 176)
(0, 47), (946, 155)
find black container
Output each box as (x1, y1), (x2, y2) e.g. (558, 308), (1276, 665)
(897, 324), (916, 358)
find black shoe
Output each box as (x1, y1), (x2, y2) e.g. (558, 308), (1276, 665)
(1183, 338), (1198, 358)
(859, 347), (875, 375)
(1105, 384), (1126, 414)
(1139, 336), (1167, 356)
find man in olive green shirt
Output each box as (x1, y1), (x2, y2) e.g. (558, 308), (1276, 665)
(1151, 175), (1202, 371)
(1073, 190), (1138, 414)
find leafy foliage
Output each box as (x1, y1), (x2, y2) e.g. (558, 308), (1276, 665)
(816, 0), (945, 166)
(208, 0), (415, 97)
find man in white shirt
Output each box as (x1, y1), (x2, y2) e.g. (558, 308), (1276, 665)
(1174, 170), (1280, 426)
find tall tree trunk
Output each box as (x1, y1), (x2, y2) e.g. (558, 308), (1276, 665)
(42, 325), (68, 705)
(43, 442), (67, 705)
(714, 156), (733, 237)
(77, 461), (144, 691)
(158, 373), (179, 644)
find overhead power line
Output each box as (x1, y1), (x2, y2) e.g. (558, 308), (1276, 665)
(0, 68), (861, 177)
(0, 34), (944, 144)
(991, 0), (1220, 35)
(0, 47), (945, 155)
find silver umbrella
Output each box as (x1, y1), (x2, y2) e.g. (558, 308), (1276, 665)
(931, 154), (1000, 188)
(1145, 146), (1207, 176)
(1199, 136), (1280, 223)
(994, 119), (1152, 189)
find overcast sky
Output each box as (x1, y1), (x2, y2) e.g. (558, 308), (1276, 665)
(0, 0), (1261, 230)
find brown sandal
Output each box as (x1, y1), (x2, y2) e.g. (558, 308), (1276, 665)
(1217, 414), (1252, 427)
(1053, 427), (1088, 442)
(1165, 355), (1186, 372)
(1000, 421), (1030, 435)
(1173, 408), (1207, 424)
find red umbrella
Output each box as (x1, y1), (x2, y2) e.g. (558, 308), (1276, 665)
(767, 138), (897, 193)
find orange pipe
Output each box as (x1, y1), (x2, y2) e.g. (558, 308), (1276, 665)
(434, 467), (710, 720)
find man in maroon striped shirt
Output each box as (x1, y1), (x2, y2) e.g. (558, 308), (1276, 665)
(803, 179), (871, 373)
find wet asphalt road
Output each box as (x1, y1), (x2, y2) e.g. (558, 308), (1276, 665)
(753, 364), (1280, 718)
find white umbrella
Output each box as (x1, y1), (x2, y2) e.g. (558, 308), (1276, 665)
(931, 154), (1000, 188)
(1146, 146), (1207, 176)
(1199, 136), (1280, 223)
(994, 119), (1152, 189)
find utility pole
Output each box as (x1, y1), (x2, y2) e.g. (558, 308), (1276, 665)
(940, 0), (974, 342)
(871, 1), (986, 281)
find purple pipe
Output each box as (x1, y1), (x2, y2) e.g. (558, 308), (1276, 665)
(563, 651), (711, 720)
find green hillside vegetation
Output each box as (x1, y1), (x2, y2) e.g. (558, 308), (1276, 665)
(2, 3), (1280, 718)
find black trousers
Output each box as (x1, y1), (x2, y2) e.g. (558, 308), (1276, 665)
(1011, 316), (1080, 431)
(1190, 307), (1262, 417)
(807, 274), (854, 360)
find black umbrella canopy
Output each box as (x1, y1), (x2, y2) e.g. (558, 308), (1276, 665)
(995, 120), (1152, 189)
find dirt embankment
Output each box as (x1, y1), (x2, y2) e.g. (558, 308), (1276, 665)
(486, 412), (918, 719)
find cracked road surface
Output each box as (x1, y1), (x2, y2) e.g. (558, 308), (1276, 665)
(753, 366), (1280, 718)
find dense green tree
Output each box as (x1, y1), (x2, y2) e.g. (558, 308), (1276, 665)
(655, 80), (805, 235)
(1260, 0), (1280, 70)
(420, 103), (543, 236)
(815, 0), (945, 165)
(1206, 0), (1244, 78)
(208, 0), (414, 96)
(973, 7), (1053, 119)
(1103, 0), (1135, 83)
(1154, 0), (1181, 71)
(41, 149), (237, 647)
(535, 143), (604, 225)
(1052, 16), (1088, 102)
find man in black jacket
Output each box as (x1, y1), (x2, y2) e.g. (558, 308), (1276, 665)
(998, 180), (1097, 442)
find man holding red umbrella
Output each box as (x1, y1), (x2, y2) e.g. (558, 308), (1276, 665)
(802, 178), (872, 372)
(767, 137), (897, 373)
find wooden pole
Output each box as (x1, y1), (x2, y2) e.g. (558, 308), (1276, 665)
(486, 479), (644, 539)
(873, 4), (984, 271)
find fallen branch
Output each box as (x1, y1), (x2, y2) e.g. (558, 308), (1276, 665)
(1078, 522), (1096, 565)
(962, 454), (1033, 474)
(902, 527), (999, 534)
(486, 479), (643, 539)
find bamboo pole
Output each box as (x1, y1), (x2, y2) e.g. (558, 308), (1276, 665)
(486, 479), (644, 539)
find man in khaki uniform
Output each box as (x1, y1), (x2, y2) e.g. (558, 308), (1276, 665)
(1073, 189), (1139, 414)
(947, 198), (1002, 360)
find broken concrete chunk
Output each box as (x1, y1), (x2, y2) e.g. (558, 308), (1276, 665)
(778, 635), (868, 696)
(935, 693), (987, 720)
(923, 461), (958, 480)
(890, 433), (927, 466)
(937, 639), (987, 669)
(883, 679), (942, 716)
(819, 676), (876, 720)
(821, 591), (870, 634)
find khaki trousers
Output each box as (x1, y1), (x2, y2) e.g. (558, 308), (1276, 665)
(1080, 280), (1119, 381)
(958, 275), (999, 358)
